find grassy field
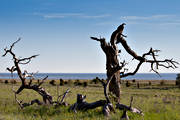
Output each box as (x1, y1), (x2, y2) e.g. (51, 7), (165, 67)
(0, 79), (180, 120)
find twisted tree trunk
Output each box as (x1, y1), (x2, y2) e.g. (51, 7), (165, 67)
(91, 24), (126, 102)
(90, 23), (178, 117)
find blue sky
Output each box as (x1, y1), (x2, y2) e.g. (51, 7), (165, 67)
(0, 0), (180, 73)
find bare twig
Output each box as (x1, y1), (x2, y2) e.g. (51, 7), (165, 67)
(37, 76), (48, 87)
(60, 88), (70, 103)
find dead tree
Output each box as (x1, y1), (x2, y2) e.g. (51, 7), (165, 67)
(3, 39), (70, 108)
(89, 23), (178, 117)
(69, 23), (178, 118)
(91, 23), (178, 102)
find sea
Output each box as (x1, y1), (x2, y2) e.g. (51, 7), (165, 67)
(0, 73), (178, 80)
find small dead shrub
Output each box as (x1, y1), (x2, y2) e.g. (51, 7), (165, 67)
(49, 80), (56, 86)
(4, 80), (9, 84)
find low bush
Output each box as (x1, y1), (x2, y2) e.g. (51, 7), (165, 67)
(132, 79), (136, 83)
(126, 81), (131, 87)
(83, 81), (88, 87)
(4, 80), (9, 84)
(60, 79), (64, 86)
(49, 80), (56, 86)
(149, 81), (152, 86)
(92, 77), (99, 84)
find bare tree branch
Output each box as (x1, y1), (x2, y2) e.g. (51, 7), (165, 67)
(2, 38), (21, 57)
(117, 36), (179, 77)
(10, 38), (21, 51)
(56, 88), (71, 106)
(116, 96), (144, 116)
(37, 76), (48, 87)
(90, 37), (105, 41)
(19, 54), (39, 64)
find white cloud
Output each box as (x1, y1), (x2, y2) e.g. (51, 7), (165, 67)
(82, 14), (110, 19)
(43, 13), (82, 18)
(159, 22), (180, 26)
(119, 15), (180, 26)
(34, 12), (110, 19)
(120, 15), (176, 20)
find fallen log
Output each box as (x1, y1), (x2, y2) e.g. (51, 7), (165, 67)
(69, 94), (106, 113)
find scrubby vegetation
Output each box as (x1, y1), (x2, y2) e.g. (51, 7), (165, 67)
(0, 79), (179, 120)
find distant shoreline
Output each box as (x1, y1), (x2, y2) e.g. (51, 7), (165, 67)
(0, 73), (178, 80)
(0, 78), (176, 83)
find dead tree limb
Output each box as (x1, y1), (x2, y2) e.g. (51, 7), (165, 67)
(3, 39), (69, 108)
(69, 94), (106, 113)
(69, 69), (142, 117)
(117, 36), (179, 78)
(14, 92), (43, 109)
(55, 88), (71, 106)
(116, 96), (143, 119)
(69, 69), (120, 116)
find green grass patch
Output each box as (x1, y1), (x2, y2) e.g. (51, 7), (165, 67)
(0, 80), (180, 120)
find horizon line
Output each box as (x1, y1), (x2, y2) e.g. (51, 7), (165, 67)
(0, 72), (178, 74)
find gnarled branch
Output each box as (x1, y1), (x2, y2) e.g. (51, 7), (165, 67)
(3, 39), (54, 106)
(19, 54), (39, 64)
(117, 36), (179, 77)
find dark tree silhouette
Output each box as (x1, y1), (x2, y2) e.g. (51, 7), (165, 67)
(91, 23), (178, 102)
(89, 23), (178, 117)
(2, 39), (70, 108)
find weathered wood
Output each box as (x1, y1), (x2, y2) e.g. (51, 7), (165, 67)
(3, 39), (69, 108)
(55, 88), (70, 107)
(69, 71), (118, 116)
(91, 23), (178, 118)
(121, 110), (129, 120)
(116, 97), (144, 119)
(103, 103), (115, 116)
(116, 103), (143, 115)
(69, 94), (106, 113)
(91, 23), (178, 104)
(91, 35), (122, 102)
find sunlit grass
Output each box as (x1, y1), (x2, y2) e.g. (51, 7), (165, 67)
(0, 80), (180, 120)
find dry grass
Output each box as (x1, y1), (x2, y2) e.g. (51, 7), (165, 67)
(0, 79), (179, 120)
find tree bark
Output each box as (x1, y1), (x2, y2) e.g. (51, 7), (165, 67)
(69, 94), (106, 113)
(91, 23), (178, 103)
(91, 24), (124, 103)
